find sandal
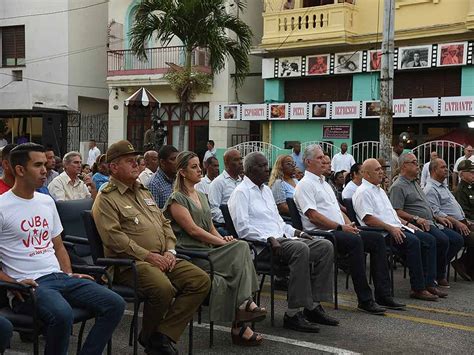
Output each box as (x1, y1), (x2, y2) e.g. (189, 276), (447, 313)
(235, 298), (267, 322)
(231, 325), (263, 346)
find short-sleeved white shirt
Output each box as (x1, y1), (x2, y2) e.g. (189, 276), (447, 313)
(208, 170), (242, 223)
(341, 180), (360, 200)
(0, 190), (63, 281)
(352, 179), (403, 228)
(331, 152), (355, 173)
(294, 170), (345, 231)
(195, 175), (212, 196)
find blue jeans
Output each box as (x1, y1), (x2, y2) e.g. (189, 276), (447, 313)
(427, 226), (464, 279)
(13, 273), (125, 355)
(392, 231), (436, 290)
(0, 316), (13, 353)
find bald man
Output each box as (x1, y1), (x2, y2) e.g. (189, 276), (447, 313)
(138, 150), (159, 187)
(208, 149), (243, 224)
(352, 159), (438, 301)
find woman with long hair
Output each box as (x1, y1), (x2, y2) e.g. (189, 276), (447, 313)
(342, 163), (362, 200)
(163, 151), (265, 346)
(268, 155), (298, 216)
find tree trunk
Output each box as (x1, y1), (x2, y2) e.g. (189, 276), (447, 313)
(177, 48), (193, 151)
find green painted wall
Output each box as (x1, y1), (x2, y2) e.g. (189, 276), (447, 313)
(352, 73), (380, 101)
(264, 79), (285, 102)
(271, 120), (353, 150)
(461, 66), (474, 95)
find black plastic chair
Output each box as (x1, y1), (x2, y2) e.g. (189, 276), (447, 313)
(81, 210), (144, 355)
(285, 198), (340, 309)
(56, 199), (94, 264)
(0, 265), (110, 355)
(220, 204), (292, 326)
(343, 198), (395, 296)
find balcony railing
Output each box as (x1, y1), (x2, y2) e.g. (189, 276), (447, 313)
(261, 3), (357, 49)
(107, 46), (211, 76)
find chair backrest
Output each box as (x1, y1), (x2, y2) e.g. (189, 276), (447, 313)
(56, 199), (94, 238)
(342, 198), (359, 225)
(81, 210), (105, 263)
(286, 198), (303, 230)
(219, 204), (239, 239)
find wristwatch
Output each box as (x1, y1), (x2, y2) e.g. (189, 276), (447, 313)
(167, 249), (177, 256)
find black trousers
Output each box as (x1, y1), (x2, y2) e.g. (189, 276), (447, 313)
(334, 231), (392, 303)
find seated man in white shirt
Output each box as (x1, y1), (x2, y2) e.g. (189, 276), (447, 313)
(229, 152), (338, 333)
(331, 143), (355, 174)
(138, 150), (159, 187)
(294, 144), (404, 313)
(353, 158), (439, 301)
(195, 156), (219, 196)
(0, 143), (125, 354)
(208, 149), (243, 224)
(48, 151), (97, 201)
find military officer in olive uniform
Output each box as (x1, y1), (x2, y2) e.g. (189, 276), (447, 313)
(454, 159), (474, 280)
(92, 140), (211, 355)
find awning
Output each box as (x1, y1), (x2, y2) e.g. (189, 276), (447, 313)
(124, 87), (160, 107)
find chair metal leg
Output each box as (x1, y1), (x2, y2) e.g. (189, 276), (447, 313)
(345, 272), (350, 290)
(188, 315), (193, 355)
(390, 252), (395, 297)
(270, 273), (275, 326)
(107, 339), (112, 355)
(76, 321), (87, 355)
(334, 257), (338, 310)
(129, 313), (135, 346)
(209, 321), (214, 348)
(198, 306), (202, 324)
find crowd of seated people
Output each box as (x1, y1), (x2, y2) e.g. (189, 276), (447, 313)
(0, 139), (473, 354)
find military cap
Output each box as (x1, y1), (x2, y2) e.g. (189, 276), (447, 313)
(106, 140), (142, 163)
(458, 159), (474, 172)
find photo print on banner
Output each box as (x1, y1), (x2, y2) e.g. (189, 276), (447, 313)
(269, 104), (289, 120)
(278, 57), (302, 77)
(306, 54), (330, 75)
(222, 105), (239, 120)
(368, 50), (382, 71)
(398, 45), (432, 69)
(437, 42), (467, 67)
(334, 52), (362, 74)
(309, 102), (330, 119)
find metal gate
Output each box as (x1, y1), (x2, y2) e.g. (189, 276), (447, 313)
(228, 141), (283, 167)
(411, 140), (464, 171)
(350, 141), (380, 163)
(301, 141), (340, 158)
(66, 112), (108, 154)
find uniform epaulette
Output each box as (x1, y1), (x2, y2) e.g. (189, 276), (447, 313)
(101, 183), (118, 193)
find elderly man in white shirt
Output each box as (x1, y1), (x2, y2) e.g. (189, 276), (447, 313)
(49, 151), (96, 201)
(229, 152), (337, 333)
(353, 158), (439, 301)
(294, 145), (404, 313)
(208, 149), (243, 224)
(195, 156), (220, 196)
(138, 150), (159, 187)
(331, 143), (355, 174)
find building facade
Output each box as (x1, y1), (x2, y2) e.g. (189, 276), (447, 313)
(107, 0), (264, 161)
(223, 0), (474, 152)
(0, 0), (109, 155)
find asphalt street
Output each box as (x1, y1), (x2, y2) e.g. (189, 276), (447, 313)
(5, 266), (474, 354)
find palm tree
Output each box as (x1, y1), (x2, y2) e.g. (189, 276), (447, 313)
(129, 0), (253, 151)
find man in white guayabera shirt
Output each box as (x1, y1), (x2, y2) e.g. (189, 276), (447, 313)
(0, 143), (125, 355)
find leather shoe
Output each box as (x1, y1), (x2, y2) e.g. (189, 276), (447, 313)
(436, 278), (450, 288)
(410, 289), (438, 301)
(303, 305), (339, 326)
(146, 332), (178, 355)
(283, 311), (320, 333)
(426, 286), (448, 298)
(451, 259), (472, 281)
(375, 297), (406, 310)
(357, 300), (386, 315)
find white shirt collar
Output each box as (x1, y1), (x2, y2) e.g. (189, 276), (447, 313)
(304, 170), (325, 184)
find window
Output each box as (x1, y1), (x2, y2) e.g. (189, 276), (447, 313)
(2, 26), (25, 67)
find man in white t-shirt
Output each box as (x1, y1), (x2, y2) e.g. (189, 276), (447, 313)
(452, 145), (474, 190)
(138, 150), (159, 187)
(0, 143), (125, 355)
(331, 143), (355, 174)
(203, 140), (216, 168)
(195, 156), (220, 196)
(87, 139), (101, 167)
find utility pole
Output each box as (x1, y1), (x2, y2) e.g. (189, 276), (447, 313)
(380, 0), (395, 175)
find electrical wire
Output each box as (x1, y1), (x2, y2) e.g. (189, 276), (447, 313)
(0, 72), (108, 90)
(0, 1), (109, 20)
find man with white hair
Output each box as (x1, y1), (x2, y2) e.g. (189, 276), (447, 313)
(48, 151), (96, 201)
(229, 151), (337, 333)
(294, 144), (404, 313)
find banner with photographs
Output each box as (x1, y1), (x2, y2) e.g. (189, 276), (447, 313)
(306, 54), (330, 75)
(334, 52), (362, 74)
(278, 57), (302, 77)
(309, 102), (330, 119)
(218, 105), (239, 120)
(289, 103), (308, 120)
(411, 97), (439, 117)
(362, 101), (381, 118)
(393, 99), (410, 118)
(241, 104), (267, 121)
(398, 45), (432, 70)
(437, 42), (467, 67)
(367, 50), (382, 72)
(268, 103), (289, 120)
